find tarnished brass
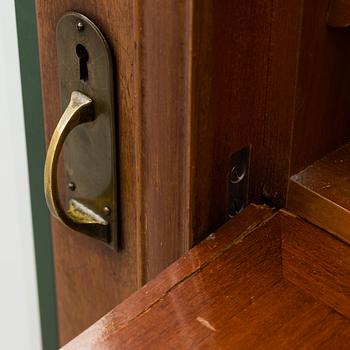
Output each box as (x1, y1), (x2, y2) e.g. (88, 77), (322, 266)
(44, 91), (110, 241)
(44, 12), (117, 247)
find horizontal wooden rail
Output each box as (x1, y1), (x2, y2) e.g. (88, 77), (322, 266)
(287, 143), (350, 244)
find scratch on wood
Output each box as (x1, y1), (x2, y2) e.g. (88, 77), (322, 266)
(105, 208), (277, 336)
(196, 317), (216, 331)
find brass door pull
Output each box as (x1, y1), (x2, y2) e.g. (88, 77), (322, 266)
(44, 91), (110, 241)
(43, 12), (118, 247)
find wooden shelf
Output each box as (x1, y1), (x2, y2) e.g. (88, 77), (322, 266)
(287, 143), (350, 244)
(62, 205), (350, 349)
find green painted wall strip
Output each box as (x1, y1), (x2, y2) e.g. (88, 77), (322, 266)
(14, 1), (58, 349)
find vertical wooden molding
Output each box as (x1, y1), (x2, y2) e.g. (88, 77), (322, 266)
(132, 0), (144, 290)
(190, 0), (214, 242)
(264, 0), (304, 205)
(138, 0), (193, 281)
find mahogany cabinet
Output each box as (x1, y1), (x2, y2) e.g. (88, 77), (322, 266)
(36, 0), (350, 345)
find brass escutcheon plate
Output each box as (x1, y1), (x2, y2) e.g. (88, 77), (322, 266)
(56, 12), (118, 248)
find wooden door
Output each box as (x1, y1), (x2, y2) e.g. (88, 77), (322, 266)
(36, 1), (193, 345)
(36, 0), (350, 346)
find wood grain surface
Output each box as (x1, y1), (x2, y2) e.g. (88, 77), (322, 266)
(191, 0), (285, 240)
(138, 0), (192, 280)
(290, 0), (350, 174)
(328, 0), (350, 27)
(191, 0), (350, 240)
(282, 209), (350, 319)
(287, 143), (350, 244)
(62, 208), (350, 349)
(36, 0), (194, 344)
(35, 0), (350, 345)
(36, 0), (141, 344)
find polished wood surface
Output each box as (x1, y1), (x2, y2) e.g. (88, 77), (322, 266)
(290, 0), (350, 174)
(138, 0), (192, 279)
(287, 143), (350, 244)
(36, 0), (350, 344)
(191, 0), (350, 241)
(282, 209), (350, 319)
(63, 206), (350, 349)
(328, 0), (350, 27)
(36, 0), (141, 344)
(36, 1), (300, 342)
(36, 0), (195, 344)
(261, 0), (303, 205)
(191, 0), (299, 239)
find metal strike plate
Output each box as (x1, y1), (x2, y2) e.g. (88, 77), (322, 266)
(227, 146), (250, 218)
(56, 12), (117, 248)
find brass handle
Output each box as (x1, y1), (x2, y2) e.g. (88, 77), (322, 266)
(44, 91), (109, 241)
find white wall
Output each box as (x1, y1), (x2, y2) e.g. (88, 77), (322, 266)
(0, 1), (42, 349)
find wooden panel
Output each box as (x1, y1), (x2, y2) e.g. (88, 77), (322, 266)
(190, 0), (215, 241)
(62, 209), (350, 350)
(191, 0), (306, 240)
(139, 0), (192, 280)
(261, 0), (303, 205)
(209, 1), (272, 205)
(36, 0), (194, 344)
(287, 143), (350, 244)
(191, 0), (350, 232)
(36, 0), (350, 345)
(36, 0), (141, 344)
(206, 0), (279, 237)
(191, 0), (279, 240)
(282, 209), (350, 319)
(328, 0), (350, 27)
(290, 0), (350, 174)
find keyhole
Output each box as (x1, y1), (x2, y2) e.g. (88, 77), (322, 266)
(76, 44), (89, 81)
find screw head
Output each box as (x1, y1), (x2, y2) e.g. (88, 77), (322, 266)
(103, 206), (111, 215)
(76, 21), (84, 31)
(68, 182), (76, 191)
(230, 163), (246, 184)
